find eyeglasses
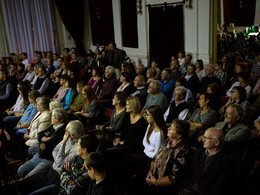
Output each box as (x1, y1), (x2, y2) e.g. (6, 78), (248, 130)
(203, 135), (217, 140)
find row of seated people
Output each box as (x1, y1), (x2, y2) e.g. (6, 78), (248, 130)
(0, 46), (259, 194)
(0, 85), (257, 194)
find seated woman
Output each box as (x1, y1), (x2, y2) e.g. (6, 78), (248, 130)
(206, 82), (222, 112)
(195, 59), (205, 81)
(220, 86), (252, 125)
(119, 105), (167, 176)
(95, 91), (128, 149)
(98, 66), (117, 100)
(146, 67), (157, 89)
(188, 93), (217, 145)
(52, 76), (67, 102)
(87, 66), (103, 94)
(226, 72), (252, 99)
(17, 108), (68, 179)
(2, 82), (31, 133)
(15, 97), (51, 158)
(116, 71), (133, 96)
(0, 81), (29, 127)
(74, 86), (103, 129)
(106, 96), (148, 157)
(68, 80), (85, 113)
(58, 60), (68, 78)
(61, 78), (77, 110)
(16, 63), (26, 81)
(146, 119), (192, 195)
(10, 90), (40, 138)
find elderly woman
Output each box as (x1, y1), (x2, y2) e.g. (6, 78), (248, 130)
(24, 97), (51, 147)
(98, 66), (117, 100)
(18, 108), (68, 179)
(146, 119), (191, 195)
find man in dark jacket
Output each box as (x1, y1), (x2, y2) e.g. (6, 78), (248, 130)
(183, 127), (235, 195)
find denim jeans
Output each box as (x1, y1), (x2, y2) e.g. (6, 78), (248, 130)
(28, 183), (60, 195)
(17, 153), (53, 179)
(27, 144), (40, 160)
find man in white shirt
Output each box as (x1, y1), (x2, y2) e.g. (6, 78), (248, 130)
(23, 63), (35, 82)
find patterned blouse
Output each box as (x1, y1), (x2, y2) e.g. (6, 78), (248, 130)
(152, 139), (191, 184)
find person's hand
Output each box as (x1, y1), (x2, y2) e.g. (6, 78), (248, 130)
(96, 125), (104, 130)
(62, 131), (70, 145)
(74, 112), (81, 117)
(197, 135), (204, 143)
(24, 133), (29, 140)
(41, 136), (51, 142)
(113, 138), (121, 146)
(150, 149), (155, 152)
(16, 123), (21, 129)
(145, 172), (156, 185)
(64, 162), (73, 172)
(7, 111), (13, 115)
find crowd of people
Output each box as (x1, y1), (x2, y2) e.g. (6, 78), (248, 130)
(0, 38), (259, 194)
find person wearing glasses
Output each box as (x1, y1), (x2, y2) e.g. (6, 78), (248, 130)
(181, 127), (235, 195)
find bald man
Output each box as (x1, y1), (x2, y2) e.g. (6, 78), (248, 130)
(197, 64), (221, 98)
(182, 127), (235, 195)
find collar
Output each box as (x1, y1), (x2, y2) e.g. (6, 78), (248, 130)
(137, 86), (145, 90)
(53, 123), (64, 131)
(175, 99), (186, 106)
(205, 148), (221, 157)
(38, 74), (46, 79)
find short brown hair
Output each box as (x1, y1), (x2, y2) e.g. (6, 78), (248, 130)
(172, 119), (190, 139)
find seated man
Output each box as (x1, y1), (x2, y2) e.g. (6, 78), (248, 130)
(22, 135), (98, 195)
(131, 75), (148, 108)
(0, 69), (13, 112)
(32, 64), (51, 94)
(182, 64), (200, 97)
(17, 108), (68, 179)
(197, 64), (221, 98)
(164, 86), (189, 123)
(85, 152), (117, 195)
(142, 80), (168, 114)
(16, 120), (85, 194)
(215, 104), (250, 165)
(23, 63), (35, 83)
(160, 68), (175, 103)
(183, 127), (235, 195)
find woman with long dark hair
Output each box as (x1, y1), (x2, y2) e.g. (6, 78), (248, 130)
(119, 105), (167, 175)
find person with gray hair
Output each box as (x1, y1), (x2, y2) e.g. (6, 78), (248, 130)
(18, 108), (68, 179)
(131, 75), (148, 108)
(16, 120), (85, 194)
(182, 127), (235, 195)
(164, 86), (189, 123)
(215, 104), (250, 165)
(49, 100), (63, 112)
(32, 65), (51, 94)
(23, 97), (51, 147)
(197, 64), (221, 98)
(142, 80), (168, 114)
(98, 66), (117, 99)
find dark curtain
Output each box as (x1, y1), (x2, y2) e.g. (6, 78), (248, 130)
(54, 0), (85, 55)
(148, 5), (184, 69)
(121, 0), (138, 48)
(89, 0), (114, 46)
(223, 0), (256, 26)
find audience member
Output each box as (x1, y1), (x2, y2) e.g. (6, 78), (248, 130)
(183, 64), (200, 97)
(131, 75), (148, 108)
(160, 68), (175, 103)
